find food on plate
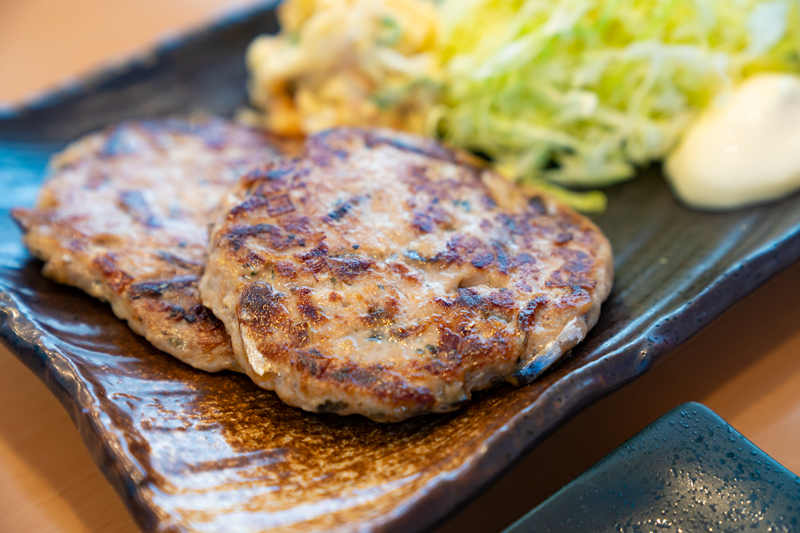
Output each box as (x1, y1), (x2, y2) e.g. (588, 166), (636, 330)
(666, 73), (800, 209)
(247, 0), (800, 208)
(11, 118), (284, 372)
(199, 128), (613, 422)
(246, 0), (442, 136)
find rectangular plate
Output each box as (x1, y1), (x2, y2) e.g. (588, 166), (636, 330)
(2, 5), (800, 532)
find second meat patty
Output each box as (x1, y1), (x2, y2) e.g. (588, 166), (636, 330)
(12, 118), (285, 372)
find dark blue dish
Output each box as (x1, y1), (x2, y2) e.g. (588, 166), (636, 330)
(505, 403), (800, 532)
(2, 3), (800, 533)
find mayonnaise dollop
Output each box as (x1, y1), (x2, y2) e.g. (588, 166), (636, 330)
(665, 73), (800, 209)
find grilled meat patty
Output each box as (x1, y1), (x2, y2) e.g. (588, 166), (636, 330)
(11, 118), (285, 372)
(200, 128), (613, 421)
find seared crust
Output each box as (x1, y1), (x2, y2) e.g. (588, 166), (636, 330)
(201, 128), (613, 421)
(11, 118), (284, 372)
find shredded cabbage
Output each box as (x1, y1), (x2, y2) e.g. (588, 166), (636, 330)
(436, 0), (800, 190)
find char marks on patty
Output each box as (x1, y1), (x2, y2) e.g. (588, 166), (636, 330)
(11, 117), (287, 371)
(200, 128), (613, 421)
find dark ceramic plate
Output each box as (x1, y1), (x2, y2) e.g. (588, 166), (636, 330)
(2, 4), (800, 533)
(504, 403), (800, 532)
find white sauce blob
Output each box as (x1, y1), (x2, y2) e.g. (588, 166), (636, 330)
(665, 73), (800, 209)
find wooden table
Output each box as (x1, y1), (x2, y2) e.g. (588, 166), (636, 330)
(2, 2), (799, 531)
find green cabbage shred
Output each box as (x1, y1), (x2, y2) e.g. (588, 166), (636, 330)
(433, 0), (800, 210)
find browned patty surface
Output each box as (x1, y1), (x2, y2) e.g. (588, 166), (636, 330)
(12, 118), (284, 372)
(200, 128), (613, 421)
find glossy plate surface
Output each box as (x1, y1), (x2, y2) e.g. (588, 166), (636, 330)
(505, 402), (800, 532)
(2, 5), (800, 533)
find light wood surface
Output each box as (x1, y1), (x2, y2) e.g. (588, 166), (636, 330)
(1, 2), (799, 532)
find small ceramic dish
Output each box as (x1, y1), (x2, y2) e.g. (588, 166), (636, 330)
(505, 402), (800, 532)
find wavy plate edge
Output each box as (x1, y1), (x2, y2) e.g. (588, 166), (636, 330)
(0, 284), (163, 531)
